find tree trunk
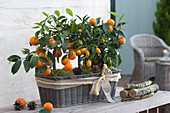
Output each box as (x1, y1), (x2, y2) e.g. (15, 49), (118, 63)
(78, 55), (81, 69)
(53, 47), (57, 70)
(129, 84), (159, 98)
(123, 80), (152, 89)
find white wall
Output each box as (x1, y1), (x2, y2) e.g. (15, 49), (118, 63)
(0, 0), (110, 107)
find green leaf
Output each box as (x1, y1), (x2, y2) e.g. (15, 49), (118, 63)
(61, 19), (67, 24)
(43, 26), (49, 32)
(49, 59), (53, 68)
(76, 15), (82, 21)
(54, 10), (60, 16)
(47, 51), (54, 61)
(35, 31), (40, 39)
(62, 41), (69, 53)
(39, 109), (51, 113)
(30, 56), (38, 68)
(70, 51), (73, 57)
(109, 11), (119, 17)
(118, 14), (125, 23)
(117, 54), (122, 66)
(117, 30), (125, 37)
(32, 26), (40, 29)
(102, 23), (110, 32)
(39, 57), (49, 63)
(71, 21), (77, 33)
(40, 64), (47, 73)
(117, 22), (127, 27)
(66, 8), (73, 16)
(89, 48), (96, 59)
(7, 55), (21, 62)
(22, 48), (30, 54)
(58, 16), (66, 20)
(96, 17), (101, 24)
(40, 29), (44, 34)
(42, 12), (49, 17)
(11, 59), (22, 74)
(23, 60), (30, 73)
(62, 55), (67, 61)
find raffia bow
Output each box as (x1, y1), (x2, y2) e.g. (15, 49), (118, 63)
(89, 64), (120, 102)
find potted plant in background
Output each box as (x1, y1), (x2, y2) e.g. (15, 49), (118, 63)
(7, 8), (126, 107)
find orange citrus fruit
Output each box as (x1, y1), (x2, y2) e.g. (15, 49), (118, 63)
(76, 50), (81, 55)
(36, 59), (43, 68)
(42, 67), (51, 76)
(68, 43), (73, 47)
(15, 98), (26, 108)
(30, 36), (39, 45)
(81, 48), (87, 54)
(78, 40), (83, 46)
(107, 19), (115, 27)
(36, 47), (43, 55)
(96, 48), (101, 54)
(78, 29), (82, 33)
(56, 50), (62, 57)
(69, 50), (76, 60)
(61, 58), (70, 65)
(86, 51), (90, 57)
(39, 53), (47, 58)
(119, 37), (126, 45)
(45, 59), (50, 66)
(109, 25), (113, 32)
(64, 63), (73, 71)
(43, 102), (53, 111)
(86, 60), (92, 67)
(47, 39), (56, 46)
(89, 18), (96, 26)
(91, 28), (93, 31)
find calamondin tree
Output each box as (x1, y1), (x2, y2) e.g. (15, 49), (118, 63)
(7, 8), (126, 76)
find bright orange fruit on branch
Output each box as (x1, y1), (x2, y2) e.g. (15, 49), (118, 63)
(86, 60), (92, 67)
(119, 37), (126, 45)
(43, 102), (53, 111)
(61, 58), (70, 65)
(39, 53), (47, 58)
(107, 19), (115, 27)
(76, 50), (81, 55)
(47, 39), (56, 46)
(36, 59), (43, 68)
(109, 25), (113, 32)
(64, 63), (73, 71)
(42, 67), (51, 76)
(86, 51), (90, 57)
(56, 50), (62, 57)
(81, 48), (87, 54)
(96, 48), (101, 54)
(69, 50), (76, 60)
(15, 98), (26, 108)
(36, 47), (43, 55)
(89, 18), (96, 26)
(30, 36), (39, 45)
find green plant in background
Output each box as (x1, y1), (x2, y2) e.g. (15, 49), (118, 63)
(153, 0), (170, 45)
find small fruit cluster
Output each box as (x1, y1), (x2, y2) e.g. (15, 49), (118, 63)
(14, 98), (37, 111)
(14, 98), (53, 112)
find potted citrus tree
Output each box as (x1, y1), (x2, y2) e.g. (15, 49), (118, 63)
(7, 8), (126, 107)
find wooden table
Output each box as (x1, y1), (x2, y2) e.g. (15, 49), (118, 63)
(1, 87), (170, 113)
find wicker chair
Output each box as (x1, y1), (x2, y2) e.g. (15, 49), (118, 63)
(130, 34), (170, 83)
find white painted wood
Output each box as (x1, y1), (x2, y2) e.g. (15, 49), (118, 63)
(0, 0), (109, 9)
(1, 87), (170, 113)
(0, 0), (110, 107)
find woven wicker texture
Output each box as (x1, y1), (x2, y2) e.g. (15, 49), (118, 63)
(130, 34), (170, 82)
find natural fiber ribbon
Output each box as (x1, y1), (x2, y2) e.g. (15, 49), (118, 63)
(35, 64), (121, 102)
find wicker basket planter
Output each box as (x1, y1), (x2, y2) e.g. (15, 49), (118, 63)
(35, 71), (120, 108)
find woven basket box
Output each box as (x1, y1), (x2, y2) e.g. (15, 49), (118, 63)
(36, 71), (120, 108)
